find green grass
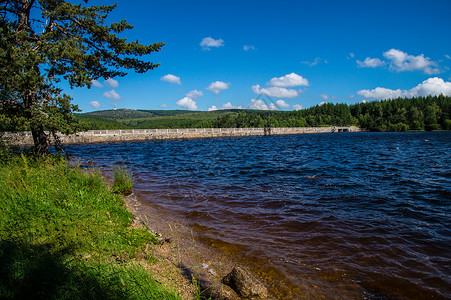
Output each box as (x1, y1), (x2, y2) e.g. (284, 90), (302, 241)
(0, 152), (180, 299)
(112, 165), (134, 196)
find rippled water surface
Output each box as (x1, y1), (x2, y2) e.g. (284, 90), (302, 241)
(66, 132), (451, 299)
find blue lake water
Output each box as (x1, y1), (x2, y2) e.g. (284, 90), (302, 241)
(66, 131), (451, 299)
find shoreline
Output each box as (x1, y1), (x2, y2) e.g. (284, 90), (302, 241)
(122, 192), (265, 299)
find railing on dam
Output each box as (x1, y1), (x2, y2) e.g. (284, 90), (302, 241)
(2, 126), (361, 146)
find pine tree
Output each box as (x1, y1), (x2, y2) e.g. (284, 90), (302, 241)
(0, 0), (163, 154)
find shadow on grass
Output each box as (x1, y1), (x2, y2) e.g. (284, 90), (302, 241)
(0, 240), (127, 299)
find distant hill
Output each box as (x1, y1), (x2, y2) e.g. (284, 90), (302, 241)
(74, 96), (451, 131)
(74, 109), (245, 130)
(82, 109), (192, 120)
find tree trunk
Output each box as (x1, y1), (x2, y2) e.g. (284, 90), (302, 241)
(31, 125), (50, 156)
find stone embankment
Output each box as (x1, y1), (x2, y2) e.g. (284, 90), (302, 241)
(3, 126), (361, 146)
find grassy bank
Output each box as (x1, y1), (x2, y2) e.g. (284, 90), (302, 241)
(0, 151), (180, 299)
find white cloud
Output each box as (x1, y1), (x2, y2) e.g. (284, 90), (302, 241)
(383, 49), (440, 74)
(159, 104), (168, 108)
(186, 89), (203, 99)
(357, 87), (403, 100)
(208, 103), (242, 111)
(248, 99), (288, 110)
(91, 79), (103, 88)
(252, 84), (299, 98)
(293, 104), (303, 111)
(176, 97), (197, 110)
(249, 99), (271, 110)
(405, 77), (451, 97)
(269, 103), (279, 110)
(222, 102), (242, 109)
(243, 45), (255, 51)
(200, 37), (224, 50)
(319, 101), (327, 106)
(105, 78), (119, 88)
(103, 89), (121, 100)
(206, 81), (230, 94)
(161, 74), (181, 85)
(445, 54), (451, 59)
(89, 101), (101, 108)
(301, 57), (327, 66)
(268, 73), (309, 87)
(320, 94), (329, 100)
(350, 53), (355, 58)
(357, 77), (451, 100)
(357, 57), (385, 68)
(275, 99), (290, 108)
(362, 100), (367, 103)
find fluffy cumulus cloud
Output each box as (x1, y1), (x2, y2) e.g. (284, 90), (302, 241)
(357, 57), (385, 68)
(293, 104), (304, 111)
(248, 99), (271, 110)
(176, 97), (197, 110)
(357, 77), (451, 100)
(251, 73), (308, 100)
(103, 89), (121, 100)
(275, 99), (290, 108)
(252, 85), (299, 98)
(159, 104), (168, 108)
(161, 74), (181, 85)
(357, 87), (403, 100)
(208, 106), (218, 111)
(105, 78), (119, 88)
(89, 101), (101, 108)
(243, 45), (255, 51)
(186, 89), (203, 99)
(383, 49), (440, 74)
(200, 37), (224, 50)
(268, 73), (309, 87)
(206, 81), (230, 94)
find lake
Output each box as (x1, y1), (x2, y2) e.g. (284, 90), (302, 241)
(65, 131), (451, 299)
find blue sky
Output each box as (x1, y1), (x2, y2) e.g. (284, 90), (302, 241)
(69, 0), (451, 112)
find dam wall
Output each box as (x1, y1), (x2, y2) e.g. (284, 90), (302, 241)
(3, 126), (361, 147)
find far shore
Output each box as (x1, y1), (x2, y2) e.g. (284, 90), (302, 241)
(3, 126), (362, 147)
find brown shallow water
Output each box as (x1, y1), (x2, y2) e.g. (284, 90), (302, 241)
(68, 132), (451, 299)
(133, 177), (449, 299)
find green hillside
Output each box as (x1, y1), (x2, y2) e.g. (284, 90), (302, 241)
(75, 109), (253, 130)
(74, 96), (451, 132)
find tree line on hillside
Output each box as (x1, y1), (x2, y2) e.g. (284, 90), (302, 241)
(211, 95), (451, 131)
(75, 95), (450, 131)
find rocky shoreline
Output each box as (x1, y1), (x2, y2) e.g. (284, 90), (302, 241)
(122, 193), (271, 299)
